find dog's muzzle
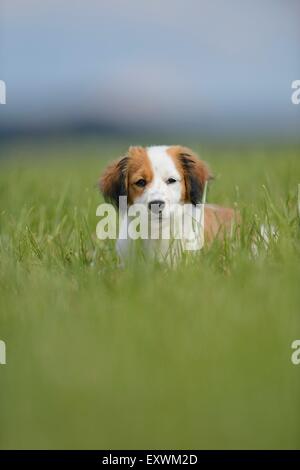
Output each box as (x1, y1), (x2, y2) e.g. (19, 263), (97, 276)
(148, 200), (166, 215)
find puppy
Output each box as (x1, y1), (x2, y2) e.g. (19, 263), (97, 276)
(99, 145), (236, 264)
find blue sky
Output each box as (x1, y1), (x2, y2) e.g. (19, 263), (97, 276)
(1, 0), (300, 136)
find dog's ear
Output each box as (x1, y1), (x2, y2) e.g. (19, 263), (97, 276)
(99, 156), (128, 207)
(179, 147), (213, 205)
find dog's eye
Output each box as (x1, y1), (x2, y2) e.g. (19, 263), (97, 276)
(166, 177), (177, 184)
(135, 179), (147, 187)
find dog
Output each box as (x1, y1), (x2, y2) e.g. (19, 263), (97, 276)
(99, 145), (236, 264)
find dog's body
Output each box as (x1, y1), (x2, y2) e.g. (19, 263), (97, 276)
(100, 145), (236, 263)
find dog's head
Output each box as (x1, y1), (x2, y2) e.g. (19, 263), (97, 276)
(99, 145), (212, 216)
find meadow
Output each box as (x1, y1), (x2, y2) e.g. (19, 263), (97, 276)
(0, 139), (299, 449)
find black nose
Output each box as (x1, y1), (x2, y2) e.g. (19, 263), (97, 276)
(148, 200), (165, 214)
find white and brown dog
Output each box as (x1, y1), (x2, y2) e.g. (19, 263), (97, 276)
(100, 145), (236, 264)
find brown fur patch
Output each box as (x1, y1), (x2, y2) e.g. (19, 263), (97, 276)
(99, 155), (128, 207)
(127, 146), (153, 204)
(167, 146), (212, 204)
(99, 146), (153, 206)
(204, 205), (238, 243)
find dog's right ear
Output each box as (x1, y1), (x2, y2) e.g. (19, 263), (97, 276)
(99, 156), (128, 208)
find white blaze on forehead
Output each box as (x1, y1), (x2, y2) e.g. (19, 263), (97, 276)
(146, 146), (181, 181)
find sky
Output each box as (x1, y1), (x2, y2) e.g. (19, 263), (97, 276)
(1, 0), (300, 137)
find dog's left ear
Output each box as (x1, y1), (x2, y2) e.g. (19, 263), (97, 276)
(178, 147), (213, 205)
(99, 156), (128, 208)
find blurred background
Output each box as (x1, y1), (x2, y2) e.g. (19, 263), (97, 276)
(1, 0), (300, 144)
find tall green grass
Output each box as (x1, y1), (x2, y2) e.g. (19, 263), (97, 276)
(0, 141), (299, 449)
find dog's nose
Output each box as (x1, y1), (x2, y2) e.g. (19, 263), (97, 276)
(148, 200), (165, 214)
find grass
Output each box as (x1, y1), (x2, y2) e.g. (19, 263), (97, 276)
(0, 140), (300, 449)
